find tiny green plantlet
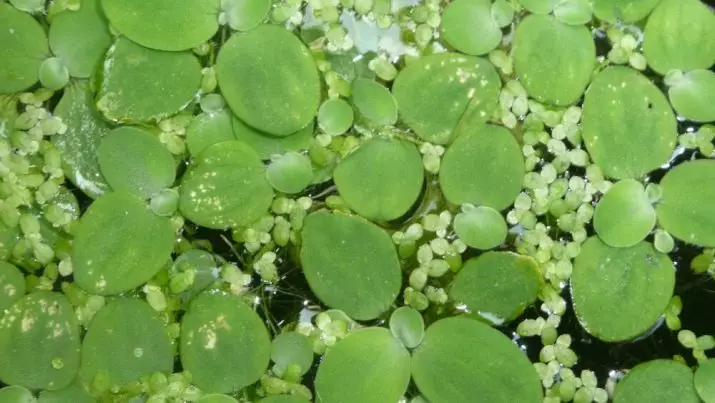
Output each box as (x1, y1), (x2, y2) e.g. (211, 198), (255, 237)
(0, 0), (714, 402)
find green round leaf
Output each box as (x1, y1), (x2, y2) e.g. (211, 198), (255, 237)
(0, 3), (49, 94)
(0, 386), (35, 403)
(315, 327), (410, 403)
(198, 395), (239, 403)
(72, 192), (175, 295)
(98, 127), (176, 199)
(216, 25), (320, 136)
(351, 78), (398, 126)
(0, 261), (24, 312)
(491, 0), (515, 27)
(100, 0), (219, 51)
(439, 124), (524, 210)
(594, 179), (656, 247)
(614, 360), (700, 403)
(571, 237), (675, 342)
(300, 211), (402, 320)
(49, 0), (112, 78)
(180, 292), (271, 394)
(0, 222), (20, 263)
(318, 98), (354, 135)
(389, 306), (425, 349)
(97, 37), (202, 123)
(38, 57), (70, 91)
(593, 0), (661, 23)
(517, 0), (560, 14)
(223, 0), (271, 31)
(667, 69), (715, 123)
(270, 331), (314, 376)
(0, 292), (80, 390)
(453, 205), (507, 250)
(150, 188), (179, 217)
(334, 137), (424, 221)
(442, 0), (502, 56)
(179, 141), (274, 229)
(53, 80), (111, 199)
(582, 66), (676, 180)
(233, 116), (314, 160)
(513, 14), (596, 105)
(656, 159), (715, 247)
(695, 359), (715, 403)
(553, 0), (592, 25)
(449, 252), (541, 322)
(186, 110), (237, 158)
(392, 53), (501, 144)
(38, 380), (94, 403)
(412, 317), (542, 403)
(643, 0), (715, 75)
(80, 299), (173, 386)
(266, 152), (313, 194)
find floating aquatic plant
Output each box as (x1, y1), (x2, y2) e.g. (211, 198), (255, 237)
(0, 0), (714, 402)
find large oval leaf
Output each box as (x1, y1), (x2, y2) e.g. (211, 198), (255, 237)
(442, 0), (502, 56)
(315, 328), (410, 403)
(334, 137), (424, 221)
(593, 0), (660, 23)
(180, 292), (271, 394)
(53, 80), (112, 199)
(412, 317), (542, 403)
(80, 299), (173, 386)
(642, 0), (715, 75)
(98, 126), (176, 199)
(0, 292), (80, 390)
(571, 237), (675, 342)
(300, 211), (402, 320)
(614, 360), (700, 403)
(179, 141), (274, 229)
(72, 192), (175, 295)
(49, 0), (111, 78)
(0, 3), (49, 94)
(449, 252), (542, 322)
(656, 159), (715, 247)
(0, 261), (24, 312)
(216, 25), (320, 136)
(439, 124), (523, 210)
(101, 0), (220, 51)
(594, 179), (656, 248)
(392, 53), (501, 144)
(97, 37), (202, 123)
(667, 69), (715, 123)
(582, 67), (676, 180)
(513, 14), (595, 106)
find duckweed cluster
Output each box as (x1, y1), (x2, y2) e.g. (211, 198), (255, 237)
(0, 0), (714, 402)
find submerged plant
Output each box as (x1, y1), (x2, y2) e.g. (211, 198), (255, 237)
(0, 0), (714, 402)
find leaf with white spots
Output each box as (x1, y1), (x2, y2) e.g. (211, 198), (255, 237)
(179, 141), (274, 229)
(0, 261), (24, 312)
(656, 160), (715, 248)
(513, 14), (595, 106)
(582, 67), (676, 180)
(0, 292), (80, 390)
(79, 299), (173, 387)
(72, 192), (175, 295)
(53, 80), (112, 199)
(392, 53), (501, 144)
(180, 292), (271, 394)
